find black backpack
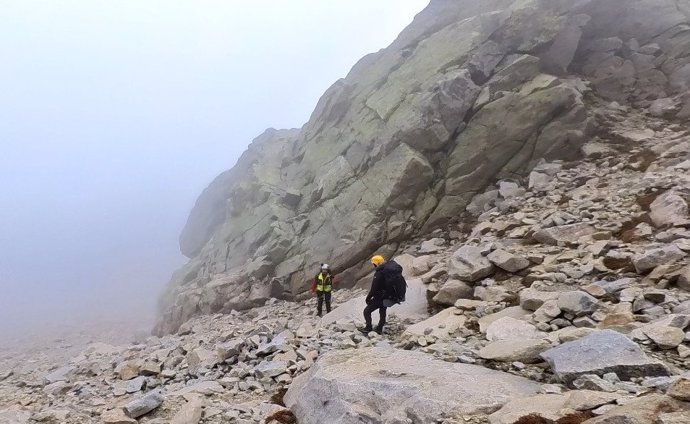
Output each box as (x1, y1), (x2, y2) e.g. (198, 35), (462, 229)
(382, 260), (407, 305)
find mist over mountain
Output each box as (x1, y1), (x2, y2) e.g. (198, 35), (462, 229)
(0, 0), (428, 338)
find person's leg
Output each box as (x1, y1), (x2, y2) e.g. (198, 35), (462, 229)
(376, 306), (387, 333)
(317, 292), (323, 317)
(362, 302), (376, 331)
(325, 291), (332, 313)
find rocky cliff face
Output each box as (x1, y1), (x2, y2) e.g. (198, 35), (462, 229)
(156, 0), (690, 334)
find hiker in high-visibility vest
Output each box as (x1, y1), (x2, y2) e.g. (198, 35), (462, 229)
(310, 263), (335, 317)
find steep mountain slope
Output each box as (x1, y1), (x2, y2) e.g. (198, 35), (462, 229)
(2, 106), (689, 423)
(156, 0), (690, 334)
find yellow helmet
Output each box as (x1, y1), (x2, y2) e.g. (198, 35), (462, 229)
(370, 255), (385, 267)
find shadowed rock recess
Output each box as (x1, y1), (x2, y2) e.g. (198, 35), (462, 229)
(156, 0), (690, 336)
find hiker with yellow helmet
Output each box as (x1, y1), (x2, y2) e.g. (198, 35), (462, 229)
(310, 263), (336, 317)
(360, 255), (407, 335)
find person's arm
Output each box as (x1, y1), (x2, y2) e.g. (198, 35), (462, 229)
(366, 271), (383, 303)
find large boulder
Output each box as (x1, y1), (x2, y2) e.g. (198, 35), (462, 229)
(540, 330), (671, 386)
(432, 279), (473, 305)
(557, 291), (600, 316)
(487, 249), (530, 272)
(633, 245), (686, 274)
(533, 223), (596, 246)
(650, 191), (689, 227)
(285, 345), (541, 424)
(584, 394), (683, 424)
(448, 245), (495, 282)
(479, 339), (551, 363)
(485, 317), (542, 342)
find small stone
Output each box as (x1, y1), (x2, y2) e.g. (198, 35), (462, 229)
(573, 317), (597, 328)
(667, 377), (690, 401)
(254, 361), (288, 378)
(679, 345), (690, 358)
(520, 288), (559, 311)
(650, 191), (688, 227)
(644, 326), (685, 349)
(43, 366), (75, 385)
(102, 409), (137, 424)
(533, 300), (561, 323)
(573, 374), (617, 392)
(633, 245), (685, 274)
(186, 347), (218, 375)
(533, 223), (595, 246)
(485, 317), (541, 341)
(124, 390), (164, 418)
(217, 338), (245, 360)
(487, 249), (530, 272)
(116, 361), (140, 381)
(433, 280), (473, 305)
(557, 291), (599, 317)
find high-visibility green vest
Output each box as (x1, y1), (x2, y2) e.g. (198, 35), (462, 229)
(316, 272), (333, 292)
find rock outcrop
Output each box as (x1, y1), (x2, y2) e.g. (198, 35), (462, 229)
(156, 0), (690, 334)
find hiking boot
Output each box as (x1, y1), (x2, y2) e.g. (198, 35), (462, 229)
(358, 326), (373, 335)
(375, 327), (384, 335)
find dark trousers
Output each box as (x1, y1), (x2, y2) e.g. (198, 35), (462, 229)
(317, 291), (332, 316)
(363, 301), (387, 330)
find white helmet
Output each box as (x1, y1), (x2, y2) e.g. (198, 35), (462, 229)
(321, 263), (330, 271)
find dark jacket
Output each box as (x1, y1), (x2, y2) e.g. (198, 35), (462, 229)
(366, 260), (403, 304)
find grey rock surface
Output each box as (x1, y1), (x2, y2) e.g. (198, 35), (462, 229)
(285, 345), (541, 424)
(123, 390), (164, 419)
(540, 330), (671, 386)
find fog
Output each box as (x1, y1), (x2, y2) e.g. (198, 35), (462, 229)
(0, 1), (429, 339)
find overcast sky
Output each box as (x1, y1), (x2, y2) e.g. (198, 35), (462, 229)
(0, 1), (429, 337)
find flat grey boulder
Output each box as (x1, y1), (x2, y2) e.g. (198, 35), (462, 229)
(254, 360), (288, 378)
(0, 409), (31, 424)
(479, 339), (551, 363)
(448, 245), (495, 282)
(257, 330), (293, 356)
(487, 249), (530, 272)
(432, 279), (473, 305)
(533, 223), (595, 245)
(650, 191), (688, 227)
(633, 245), (686, 274)
(404, 307), (466, 340)
(285, 345), (541, 424)
(520, 288), (560, 311)
(557, 291), (599, 317)
(485, 317), (541, 342)
(43, 366), (75, 385)
(540, 330), (671, 386)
